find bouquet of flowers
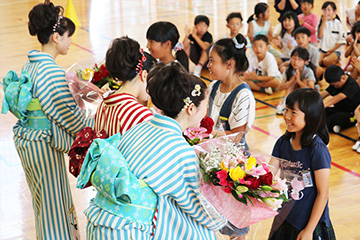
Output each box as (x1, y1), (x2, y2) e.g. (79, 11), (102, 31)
(184, 116), (215, 145)
(194, 133), (289, 229)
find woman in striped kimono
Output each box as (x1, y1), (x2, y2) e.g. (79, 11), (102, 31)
(2, 1), (91, 239)
(94, 37), (156, 136)
(77, 62), (227, 239)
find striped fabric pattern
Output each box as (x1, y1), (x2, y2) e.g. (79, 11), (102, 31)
(115, 114), (226, 240)
(94, 93), (153, 136)
(12, 50), (91, 240)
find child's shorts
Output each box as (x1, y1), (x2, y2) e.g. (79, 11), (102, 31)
(319, 49), (341, 59)
(250, 76), (281, 91)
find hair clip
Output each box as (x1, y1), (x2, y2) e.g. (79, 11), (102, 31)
(183, 97), (192, 110)
(52, 16), (63, 32)
(232, 37), (245, 49)
(191, 84), (201, 97)
(173, 42), (184, 52)
(136, 48), (147, 74)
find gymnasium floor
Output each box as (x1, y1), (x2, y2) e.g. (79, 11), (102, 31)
(0, 0), (359, 239)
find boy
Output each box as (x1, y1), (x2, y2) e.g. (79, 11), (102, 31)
(243, 35), (282, 94)
(183, 15), (213, 77)
(226, 12), (243, 38)
(321, 65), (360, 133)
(279, 27), (322, 79)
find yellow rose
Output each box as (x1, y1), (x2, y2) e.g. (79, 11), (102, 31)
(246, 156), (257, 171)
(82, 68), (94, 80)
(229, 166), (246, 181)
(220, 161), (228, 172)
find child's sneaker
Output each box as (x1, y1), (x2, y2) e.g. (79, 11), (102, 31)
(357, 146), (360, 153)
(333, 125), (341, 133)
(276, 101), (285, 115)
(265, 87), (273, 95)
(352, 141), (360, 150)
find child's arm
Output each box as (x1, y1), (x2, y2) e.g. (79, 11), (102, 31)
(320, 90), (330, 99)
(279, 76), (296, 91)
(296, 169), (330, 240)
(345, 40), (354, 58)
(324, 43), (343, 56)
(243, 71), (276, 82)
(247, 22), (254, 43)
(317, 15), (326, 39)
(275, 0), (286, 11)
(182, 25), (191, 53)
(323, 93), (347, 108)
(190, 27), (211, 51)
(301, 14), (318, 36)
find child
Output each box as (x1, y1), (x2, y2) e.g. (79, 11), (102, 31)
(146, 21), (189, 71)
(243, 35), (282, 95)
(344, 21), (360, 76)
(273, 0), (302, 37)
(1, 1), (92, 238)
(273, 11), (300, 64)
(183, 15), (213, 77)
(321, 65), (360, 133)
(318, 1), (346, 67)
(276, 47), (316, 114)
(280, 27), (322, 79)
(352, 105), (360, 153)
(94, 37), (156, 136)
(269, 88), (335, 240)
(78, 62), (227, 239)
(297, 0), (318, 46)
(247, 3), (273, 43)
(207, 34), (255, 239)
(345, 1), (360, 44)
(226, 12), (243, 39)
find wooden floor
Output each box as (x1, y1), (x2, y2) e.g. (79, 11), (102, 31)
(1, 0), (360, 239)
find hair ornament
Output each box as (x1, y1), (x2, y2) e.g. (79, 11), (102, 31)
(52, 15), (63, 32)
(136, 48), (147, 74)
(183, 97), (192, 110)
(191, 84), (201, 97)
(232, 37), (245, 49)
(173, 42), (184, 52)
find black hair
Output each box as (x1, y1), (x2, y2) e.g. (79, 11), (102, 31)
(247, 3), (268, 24)
(146, 21), (189, 71)
(351, 21), (360, 38)
(147, 62), (207, 119)
(318, 1), (341, 32)
(286, 47), (317, 82)
(324, 65), (344, 83)
(293, 26), (311, 37)
(194, 15), (210, 26)
(253, 34), (268, 45)
(28, 0), (75, 44)
(280, 11), (300, 38)
(226, 12), (243, 23)
(105, 37), (156, 82)
(284, 88), (329, 146)
(211, 33), (249, 74)
(301, 0), (314, 6)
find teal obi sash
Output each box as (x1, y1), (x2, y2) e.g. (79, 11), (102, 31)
(76, 134), (157, 225)
(1, 70), (51, 130)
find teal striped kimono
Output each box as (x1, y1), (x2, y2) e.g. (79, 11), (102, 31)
(83, 114), (226, 239)
(9, 50), (92, 240)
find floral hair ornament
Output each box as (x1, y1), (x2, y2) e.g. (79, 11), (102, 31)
(232, 37), (245, 49)
(173, 42), (184, 52)
(191, 84), (201, 97)
(182, 97), (193, 111)
(52, 15), (63, 32)
(136, 48), (147, 74)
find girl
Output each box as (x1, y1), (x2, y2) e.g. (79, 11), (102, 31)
(207, 33), (255, 239)
(269, 88), (335, 240)
(94, 36), (156, 136)
(345, 1), (360, 44)
(146, 21), (189, 71)
(344, 21), (360, 75)
(273, 11), (300, 63)
(1, 1), (91, 239)
(276, 47), (316, 115)
(297, 0), (318, 45)
(318, 1), (346, 67)
(78, 62), (227, 239)
(247, 3), (273, 43)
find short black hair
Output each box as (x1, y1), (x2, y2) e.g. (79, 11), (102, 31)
(293, 26), (311, 37)
(253, 34), (268, 45)
(194, 15), (210, 26)
(226, 12), (243, 23)
(301, 0), (314, 6)
(324, 65), (344, 83)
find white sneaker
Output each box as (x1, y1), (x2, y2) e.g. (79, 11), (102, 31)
(276, 101), (285, 115)
(357, 146), (360, 153)
(265, 87), (273, 95)
(352, 141), (360, 150)
(333, 125), (341, 133)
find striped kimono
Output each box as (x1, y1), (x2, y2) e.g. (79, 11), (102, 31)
(94, 93), (152, 136)
(87, 114), (225, 239)
(12, 50), (92, 240)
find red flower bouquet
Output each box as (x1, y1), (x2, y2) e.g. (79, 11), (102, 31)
(184, 116), (215, 145)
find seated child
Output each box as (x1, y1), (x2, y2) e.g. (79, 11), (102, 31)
(276, 47), (316, 114)
(183, 14), (213, 77)
(279, 27), (322, 80)
(243, 35), (282, 95)
(321, 65), (360, 133)
(297, 0), (318, 46)
(226, 12), (243, 39)
(345, 1), (360, 44)
(345, 21), (360, 76)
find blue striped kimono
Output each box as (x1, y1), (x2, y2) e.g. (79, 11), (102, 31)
(10, 50), (92, 240)
(108, 114), (226, 239)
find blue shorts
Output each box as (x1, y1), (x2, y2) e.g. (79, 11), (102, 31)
(319, 49), (341, 58)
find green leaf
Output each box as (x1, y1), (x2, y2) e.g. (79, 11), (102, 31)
(231, 190), (247, 205)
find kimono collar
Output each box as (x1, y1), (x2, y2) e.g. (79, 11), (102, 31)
(27, 50), (55, 63)
(149, 113), (183, 135)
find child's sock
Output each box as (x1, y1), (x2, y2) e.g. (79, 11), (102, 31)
(193, 63), (203, 77)
(260, 87), (266, 93)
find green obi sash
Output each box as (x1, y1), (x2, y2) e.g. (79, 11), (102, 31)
(76, 134), (158, 225)
(1, 70), (51, 130)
